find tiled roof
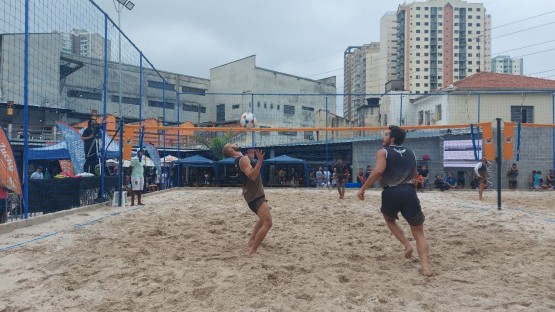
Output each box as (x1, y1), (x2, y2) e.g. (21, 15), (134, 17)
(450, 72), (555, 91)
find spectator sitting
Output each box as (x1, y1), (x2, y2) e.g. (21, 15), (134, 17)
(357, 168), (366, 184)
(539, 179), (550, 190)
(419, 165), (429, 189)
(546, 169), (554, 189)
(434, 174), (450, 191)
(415, 174), (425, 192)
(530, 170), (541, 191)
(445, 172), (458, 189)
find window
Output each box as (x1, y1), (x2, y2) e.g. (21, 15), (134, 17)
(302, 106), (314, 111)
(264, 102), (267, 108)
(511, 106), (534, 123)
(278, 131), (297, 136)
(257, 101), (261, 107)
(270, 104), (273, 109)
(232, 104), (240, 109)
(304, 131), (314, 140)
(277, 105), (280, 110)
(148, 80), (175, 90)
(181, 86), (206, 95)
(148, 100), (176, 109)
(111, 95), (140, 105)
(284, 105), (295, 114)
(183, 104), (206, 113)
(68, 90), (101, 100)
(418, 110), (424, 125)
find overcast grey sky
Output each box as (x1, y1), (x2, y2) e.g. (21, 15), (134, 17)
(93, 0), (555, 92)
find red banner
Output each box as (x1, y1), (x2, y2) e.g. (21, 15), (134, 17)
(0, 127), (22, 194)
(59, 159), (74, 176)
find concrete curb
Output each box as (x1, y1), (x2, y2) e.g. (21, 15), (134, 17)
(0, 189), (174, 236)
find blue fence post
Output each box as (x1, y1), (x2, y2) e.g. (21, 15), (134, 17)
(118, 118), (124, 206)
(163, 81), (167, 169)
(100, 13), (109, 203)
(23, 0), (30, 218)
(251, 93), (255, 147)
(138, 54), (143, 150)
(325, 96), (329, 177)
(177, 92), (181, 188)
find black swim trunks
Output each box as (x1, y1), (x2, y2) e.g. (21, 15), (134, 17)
(247, 196), (267, 214)
(381, 184), (424, 226)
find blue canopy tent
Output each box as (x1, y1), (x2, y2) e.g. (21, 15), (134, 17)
(263, 155), (309, 187)
(217, 157), (241, 186)
(28, 136), (120, 160)
(173, 155), (216, 186)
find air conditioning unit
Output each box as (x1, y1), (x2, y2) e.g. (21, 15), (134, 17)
(307, 135), (314, 140)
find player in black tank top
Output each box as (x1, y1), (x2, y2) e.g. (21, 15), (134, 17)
(357, 125), (432, 277)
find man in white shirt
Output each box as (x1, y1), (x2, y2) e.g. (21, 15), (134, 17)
(30, 167), (44, 180)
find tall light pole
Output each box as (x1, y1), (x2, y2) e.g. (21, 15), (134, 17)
(113, 0), (134, 119)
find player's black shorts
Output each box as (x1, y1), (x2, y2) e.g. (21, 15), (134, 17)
(381, 184), (425, 226)
(336, 176), (345, 183)
(247, 196), (267, 214)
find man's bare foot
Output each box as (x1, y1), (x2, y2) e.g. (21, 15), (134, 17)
(248, 248), (257, 255)
(404, 247), (413, 259)
(419, 267), (433, 277)
(248, 238), (254, 247)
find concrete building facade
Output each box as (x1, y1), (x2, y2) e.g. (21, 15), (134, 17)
(0, 33), (209, 141)
(208, 55), (337, 146)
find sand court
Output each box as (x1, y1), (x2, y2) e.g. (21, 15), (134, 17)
(1, 188), (554, 311)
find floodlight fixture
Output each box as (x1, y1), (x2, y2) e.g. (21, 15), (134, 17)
(124, 1), (135, 10)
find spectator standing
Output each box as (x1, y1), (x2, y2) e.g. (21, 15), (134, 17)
(129, 150), (145, 206)
(30, 166), (44, 180)
(474, 158), (488, 200)
(506, 163), (519, 190)
(315, 167), (324, 188)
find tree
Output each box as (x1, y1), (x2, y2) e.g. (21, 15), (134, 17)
(193, 132), (236, 160)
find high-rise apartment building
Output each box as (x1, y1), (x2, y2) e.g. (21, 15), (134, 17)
(380, 12), (399, 93)
(395, 0), (491, 94)
(60, 29), (111, 60)
(491, 55), (523, 75)
(343, 43), (380, 123)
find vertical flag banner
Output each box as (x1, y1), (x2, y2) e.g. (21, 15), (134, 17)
(56, 121), (85, 175)
(123, 126), (133, 160)
(481, 123), (495, 161)
(144, 143), (161, 176)
(0, 127), (22, 195)
(503, 122), (515, 160)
